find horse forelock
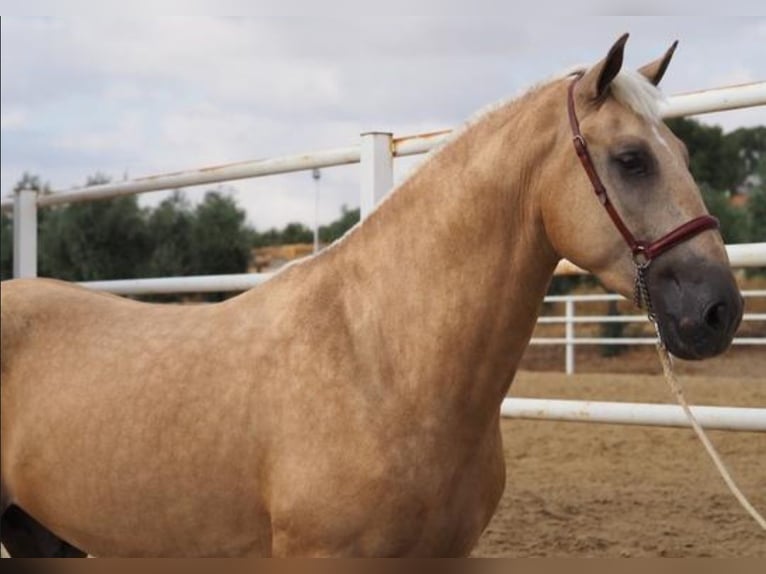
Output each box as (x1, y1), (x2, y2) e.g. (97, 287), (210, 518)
(610, 69), (664, 123)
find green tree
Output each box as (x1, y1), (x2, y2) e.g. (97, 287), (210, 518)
(12, 172), (52, 196)
(665, 118), (766, 244)
(320, 205), (360, 244)
(252, 228), (283, 247)
(699, 185), (748, 244)
(38, 174), (151, 281)
(145, 190), (194, 278)
(666, 117), (739, 192)
(188, 191), (251, 277)
(278, 222), (313, 245)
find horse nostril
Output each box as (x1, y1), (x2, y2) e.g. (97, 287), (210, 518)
(704, 302), (727, 332)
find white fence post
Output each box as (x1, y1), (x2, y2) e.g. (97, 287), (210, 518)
(565, 298), (575, 375)
(13, 185), (38, 278)
(360, 132), (393, 219)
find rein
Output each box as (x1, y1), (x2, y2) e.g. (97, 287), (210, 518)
(566, 73), (719, 317)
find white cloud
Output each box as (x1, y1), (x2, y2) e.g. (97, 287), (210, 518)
(50, 111), (144, 153)
(2, 15), (764, 229)
(0, 108), (27, 130)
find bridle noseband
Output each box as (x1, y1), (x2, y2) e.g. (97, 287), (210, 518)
(566, 73), (719, 317)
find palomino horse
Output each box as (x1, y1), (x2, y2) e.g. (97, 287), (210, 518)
(1, 35), (743, 557)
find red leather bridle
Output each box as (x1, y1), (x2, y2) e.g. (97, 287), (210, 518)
(566, 72), (719, 313)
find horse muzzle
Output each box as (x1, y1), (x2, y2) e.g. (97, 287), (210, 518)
(648, 258), (743, 360)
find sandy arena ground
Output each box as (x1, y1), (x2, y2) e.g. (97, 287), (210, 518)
(472, 346), (766, 557)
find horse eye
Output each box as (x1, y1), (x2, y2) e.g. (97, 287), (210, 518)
(615, 151), (649, 176)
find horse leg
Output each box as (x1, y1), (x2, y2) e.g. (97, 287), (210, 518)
(1, 505), (87, 558)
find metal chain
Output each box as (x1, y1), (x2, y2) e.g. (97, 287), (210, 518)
(634, 262), (664, 347)
(633, 263), (656, 319)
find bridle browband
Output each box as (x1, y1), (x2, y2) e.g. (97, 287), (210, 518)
(566, 72), (719, 315)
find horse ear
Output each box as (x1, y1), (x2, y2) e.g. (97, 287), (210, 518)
(579, 33), (629, 100)
(638, 40), (679, 86)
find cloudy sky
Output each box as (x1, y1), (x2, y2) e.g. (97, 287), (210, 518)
(2, 11), (765, 230)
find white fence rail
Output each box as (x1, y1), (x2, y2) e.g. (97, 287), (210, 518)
(2, 79), (765, 431)
(500, 398), (766, 432)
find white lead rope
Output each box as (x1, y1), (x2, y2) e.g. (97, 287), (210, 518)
(637, 259), (764, 531)
(655, 341), (766, 531)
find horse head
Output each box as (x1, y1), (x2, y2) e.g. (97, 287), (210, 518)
(542, 34), (743, 360)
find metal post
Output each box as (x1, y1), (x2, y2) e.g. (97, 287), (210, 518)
(565, 298), (575, 375)
(360, 132), (393, 219)
(13, 185), (38, 278)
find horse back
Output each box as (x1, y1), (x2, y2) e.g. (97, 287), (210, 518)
(2, 278), (136, 376)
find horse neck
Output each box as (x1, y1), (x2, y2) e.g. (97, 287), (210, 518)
(331, 82), (563, 421)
